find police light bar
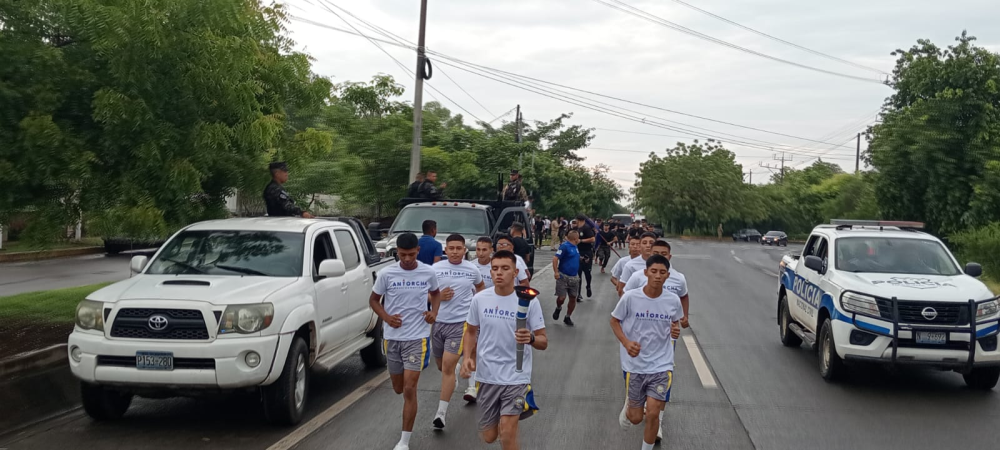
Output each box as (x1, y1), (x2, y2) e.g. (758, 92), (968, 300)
(830, 219), (924, 229)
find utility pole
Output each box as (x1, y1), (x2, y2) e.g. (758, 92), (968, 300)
(855, 132), (861, 174)
(759, 152), (792, 182)
(408, 0), (429, 184)
(516, 104), (522, 168)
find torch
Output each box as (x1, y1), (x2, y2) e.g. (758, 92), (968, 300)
(514, 285), (539, 373)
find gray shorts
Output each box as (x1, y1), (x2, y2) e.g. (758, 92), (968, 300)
(476, 383), (539, 431)
(624, 371), (673, 408)
(431, 322), (467, 358)
(555, 274), (581, 297)
(385, 338), (430, 375)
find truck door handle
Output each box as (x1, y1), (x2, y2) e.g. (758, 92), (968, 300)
(340, 285), (349, 293)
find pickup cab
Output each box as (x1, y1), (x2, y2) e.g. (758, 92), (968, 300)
(375, 199), (535, 270)
(67, 217), (391, 424)
(777, 220), (1000, 389)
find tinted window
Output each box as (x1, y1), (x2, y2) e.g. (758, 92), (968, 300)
(766, 231), (783, 236)
(835, 237), (961, 275)
(313, 231), (335, 274)
(335, 230), (361, 270)
(391, 207), (489, 235)
(147, 230), (304, 277)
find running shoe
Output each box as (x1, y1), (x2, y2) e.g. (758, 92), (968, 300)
(552, 307), (562, 320)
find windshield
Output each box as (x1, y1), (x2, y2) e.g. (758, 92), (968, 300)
(146, 230), (304, 277)
(391, 207), (489, 236)
(766, 231), (783, 236)
(835, 237), (961, 276)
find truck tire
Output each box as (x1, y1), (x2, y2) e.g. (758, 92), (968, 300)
(779, 294), (803, 348)
(360, 319), (387, 368)
(963, 367), (1000, 390)
(81, 382), (132, 421)
(818, 318), (845, 381)
(263, 336), (309, 426)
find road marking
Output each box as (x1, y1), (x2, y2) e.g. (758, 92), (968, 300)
(730, 250), (735, 255)
(672, 254), (712, 260)
(733, 256), (744, 264)
(532, 264), (552, 278)
(761, 269), (779, 278)
(266, 371), (389, 450)
(682, 335), (718, 389)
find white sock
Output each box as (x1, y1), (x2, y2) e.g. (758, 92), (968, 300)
(641, 441), (655, 450)
(659, 410), (664, 422)
(399, 431), (411, 446)
(468, 371), (476, 388)
(437, 400), (449, 416)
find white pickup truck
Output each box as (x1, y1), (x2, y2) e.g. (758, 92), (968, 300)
(778, 220), (1000, 389)
(68, 217), (391, 424)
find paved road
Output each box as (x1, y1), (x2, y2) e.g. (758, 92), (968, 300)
(0, 254), (134, 297)
(5, 241), (1000, 449)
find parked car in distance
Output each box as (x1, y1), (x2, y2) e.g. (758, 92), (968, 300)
(733, 228), (762, 242)
(762, 231), (788, 246)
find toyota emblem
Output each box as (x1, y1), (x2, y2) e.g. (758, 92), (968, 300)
(148, 314), (169, 331)
(921, 307), (938, 321)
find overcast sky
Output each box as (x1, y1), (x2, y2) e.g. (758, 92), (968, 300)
(282, 0), (1000, 196)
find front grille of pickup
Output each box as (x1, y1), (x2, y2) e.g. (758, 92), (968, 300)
(875, 299), (969, 326)
(110, 308), (209, 340)
(96, 355), (216, 370)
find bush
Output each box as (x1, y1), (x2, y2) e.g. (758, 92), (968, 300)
(950, 222), (1000, 280)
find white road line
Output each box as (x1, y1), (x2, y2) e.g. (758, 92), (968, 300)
(266, 371), (389, 450)
(730, 249), (735, 255)
(682, 335), (718, 389)
(533, 264), (552, 278)
(672, 254), (712, 260)
(733, 256), (744, 264)
(761, 269), (779, 278)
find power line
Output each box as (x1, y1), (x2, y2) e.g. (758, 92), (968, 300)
(487, 105), (518, 124)
(592, 0), (886, 85)
(664, 0), (887, 75)
(314, 0), (495, 120)
(290, 13), (861, 153)
(301, 1), (486, 124)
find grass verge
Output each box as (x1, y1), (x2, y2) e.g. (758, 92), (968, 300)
(985, 278), (1000, 296)
(0, 282), (113, 323)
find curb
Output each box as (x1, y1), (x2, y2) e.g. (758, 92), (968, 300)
(0, 345), (79, 436)
(0, 246), (104, 263)
(0, 344), (68, 382)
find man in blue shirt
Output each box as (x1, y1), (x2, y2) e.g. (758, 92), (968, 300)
(417, 220), (443, 266)
(552, 230), (581, 326)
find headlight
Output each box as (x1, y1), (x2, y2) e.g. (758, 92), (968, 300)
(75, 300), (105, 331)
(219, 304), (274, 334)
(977, 300), (1000, 319)
(841, 292), (880, 317)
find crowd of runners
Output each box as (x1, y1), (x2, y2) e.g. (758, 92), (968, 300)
(369, 214), (685, 450)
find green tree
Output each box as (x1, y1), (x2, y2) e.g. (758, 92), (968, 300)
(866, 32), (1000, 234)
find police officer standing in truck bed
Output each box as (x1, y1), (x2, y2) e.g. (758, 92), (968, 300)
(263, 162), (313, 218)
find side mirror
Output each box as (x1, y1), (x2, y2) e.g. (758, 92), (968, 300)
(318, 259), (347, 278)
(368, 222), (382, 241)
(965, 262), (983, 278)
(130, 255), (149, 274)
(804, 255), (825, 274)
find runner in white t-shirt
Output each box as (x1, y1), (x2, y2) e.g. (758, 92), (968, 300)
(461, 250), (548, 449)
(368, 233), (442, 450)
(610, 254), (682, 450)
(611, 236), (641, 287)
(431, 235), (485, 430)
(495, 235), (532, 286)
(617, 232), (658, 297)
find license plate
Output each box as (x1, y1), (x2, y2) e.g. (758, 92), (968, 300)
(136, 351), (174, 371)
(916, 331), (947, 345)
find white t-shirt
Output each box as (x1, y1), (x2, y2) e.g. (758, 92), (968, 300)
(624, 268), (688, 299)
(515, 255), (529, 280)
(372, 262), (440, 341)
(618, 255), (648, 285)
(611, 288), (683, 374)
(477, 259), (528, 288)
(466, 289), (545, 385)
(611, 255), (634, 279)
(543, 219), (551, 231)
(433, 259), (483, 324)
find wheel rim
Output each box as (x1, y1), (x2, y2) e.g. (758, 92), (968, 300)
(821, 332), (831, 373)
(294, 354), (306, 410)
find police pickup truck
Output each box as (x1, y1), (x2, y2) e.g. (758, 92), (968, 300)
(68, 217), (391, 424)
(777, 220), (1000, 389)
(375, 198), (534, 269)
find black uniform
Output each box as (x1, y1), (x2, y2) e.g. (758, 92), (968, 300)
(263, 180), (303, 217)
(417, 180), (444, 200)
